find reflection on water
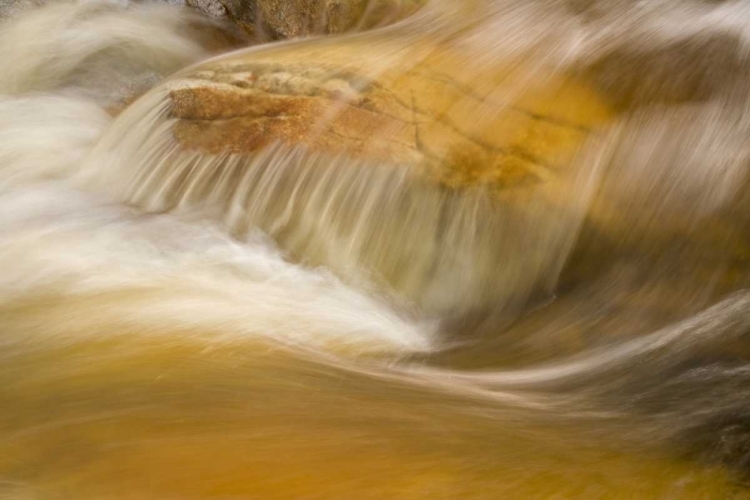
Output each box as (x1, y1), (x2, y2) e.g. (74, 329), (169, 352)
(1, 0), (750, 498)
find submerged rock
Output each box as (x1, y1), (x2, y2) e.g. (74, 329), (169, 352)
(580, 32), (749, 109)
(168, 40), (612, 193)
(100, 34), (614, 318)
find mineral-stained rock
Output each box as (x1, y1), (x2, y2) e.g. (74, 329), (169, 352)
(146, 35), (614, 317)
(169, 38), (612, 194)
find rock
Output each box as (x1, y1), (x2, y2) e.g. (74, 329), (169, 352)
(186, 0), (228, 19)
(541, 0), (750, 109)
(217, 0), (424, 40)
(580, 32), (749, 109)
(144, 35), (614, 317)
(0, 0), (38, 20)
(169, 39), (612, 193)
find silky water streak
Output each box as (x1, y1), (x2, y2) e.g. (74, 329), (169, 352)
(1, 0), (750, 499)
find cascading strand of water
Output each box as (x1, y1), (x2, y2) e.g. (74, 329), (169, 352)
(81, 84), (596, 319)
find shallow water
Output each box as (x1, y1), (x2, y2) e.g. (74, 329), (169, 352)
(1, 0), (750, 498)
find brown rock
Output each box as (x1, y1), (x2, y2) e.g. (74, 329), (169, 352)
(580, 32), (749, 109)
(145, 36), (615, 316)
(218, 0), (424, 40)
(169, 38), (612, 194)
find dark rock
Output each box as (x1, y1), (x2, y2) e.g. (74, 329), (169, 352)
(582, 32), (749, 108)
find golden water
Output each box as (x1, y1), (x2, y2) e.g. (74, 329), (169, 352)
(1, 0), (750, 498)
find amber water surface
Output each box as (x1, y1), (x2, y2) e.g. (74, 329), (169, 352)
(1, 0), (750, 498)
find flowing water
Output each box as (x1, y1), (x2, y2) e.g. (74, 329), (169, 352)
(2, 0), (750, 498)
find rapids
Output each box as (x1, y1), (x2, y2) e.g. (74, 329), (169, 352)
(1, 0), (750, 498)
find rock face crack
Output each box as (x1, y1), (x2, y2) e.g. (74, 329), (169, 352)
(410, 90), (422, 153)
(410, 68), (594, 133)
(167, 55), (611, 190)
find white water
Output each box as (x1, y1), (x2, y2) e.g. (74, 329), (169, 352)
(0, 3), (433, 355)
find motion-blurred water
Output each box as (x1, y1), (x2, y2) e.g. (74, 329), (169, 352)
(1, 0), (750, 498)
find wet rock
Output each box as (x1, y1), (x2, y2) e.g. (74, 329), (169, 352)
(186, 0), (227, 18)
(217, 0), (423, 40)
(149, 36), (615, 317)
(169, 41), (612, 193)
(581, 32), (749, 108)
(0, 0), (39, 20)
(700, 419), (750, 481)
